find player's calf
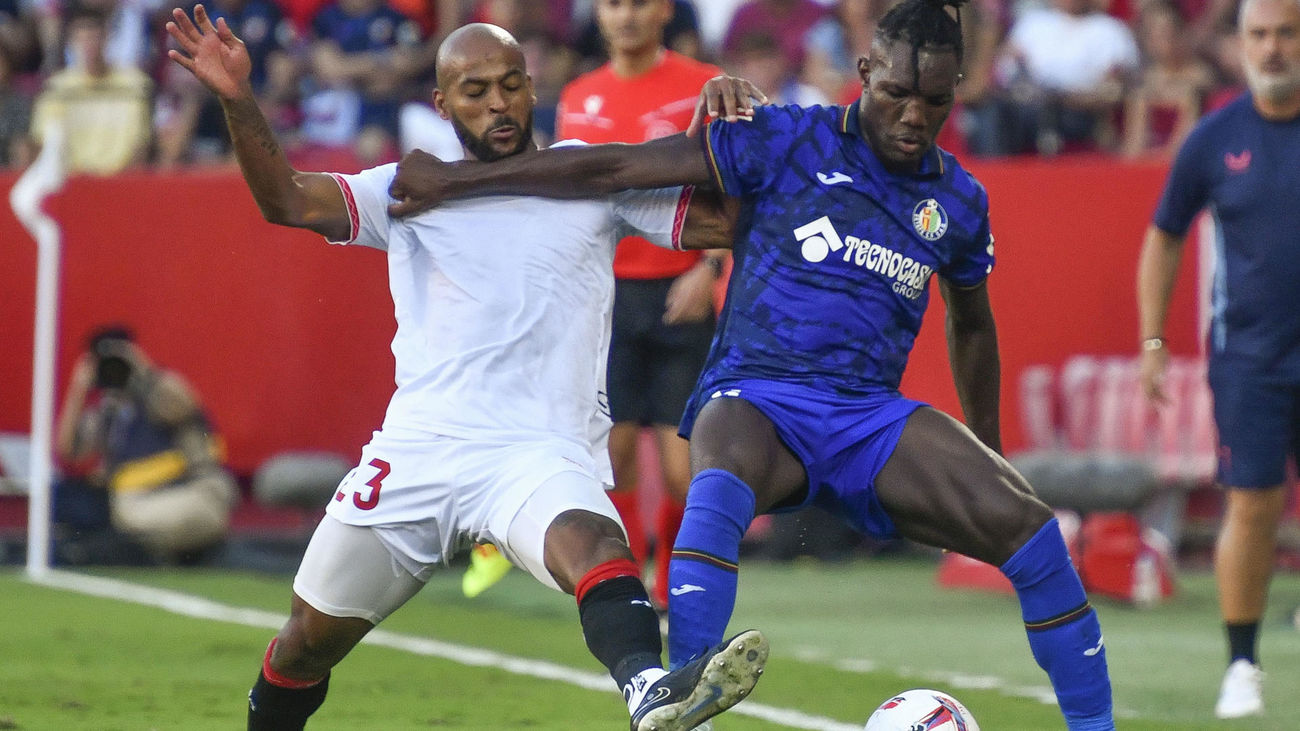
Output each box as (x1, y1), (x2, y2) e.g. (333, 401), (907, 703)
(575, 558), (665, 689)
(666, 468), (755, 667)
(1001, 518), (1114, 730)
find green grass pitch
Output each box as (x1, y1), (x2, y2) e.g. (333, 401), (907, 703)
(1, 556), (1297, 729)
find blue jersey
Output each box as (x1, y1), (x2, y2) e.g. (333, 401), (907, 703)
(1153, 93), (1300, 377)
(681, 101), (993, 433)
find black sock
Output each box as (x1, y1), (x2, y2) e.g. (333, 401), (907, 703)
(1226, 621), (1259, 665)
(578, 575), (663, 688)
(247, 670), (330, 731)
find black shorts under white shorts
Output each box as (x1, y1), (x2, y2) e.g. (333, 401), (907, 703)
(607, 277), (715, 426)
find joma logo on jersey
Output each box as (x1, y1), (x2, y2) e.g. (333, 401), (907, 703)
(793, 216), (933, 300)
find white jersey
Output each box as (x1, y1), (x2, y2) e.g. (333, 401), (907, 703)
(328, 151), (690, 451)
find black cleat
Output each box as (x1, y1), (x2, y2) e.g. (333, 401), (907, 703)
(629, 629), (769, 731)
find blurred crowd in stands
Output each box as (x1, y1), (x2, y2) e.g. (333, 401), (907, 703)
(0, 0), (1252, 175)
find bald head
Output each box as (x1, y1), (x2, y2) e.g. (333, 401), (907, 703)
(432, 23), (536, 162)
(436, 23), (525, 92)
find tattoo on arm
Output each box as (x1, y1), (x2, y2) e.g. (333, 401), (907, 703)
(254, 126), (279, 156)
(224, 97), (283, 160)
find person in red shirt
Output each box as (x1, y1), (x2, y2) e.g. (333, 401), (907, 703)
(556, 0), (727, 611)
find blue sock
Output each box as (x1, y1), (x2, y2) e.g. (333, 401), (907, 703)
(1001, 518), (1114, 731)
(666, 469), (755, 669)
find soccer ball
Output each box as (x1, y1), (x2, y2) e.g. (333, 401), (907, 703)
(864, 688), (980, 731)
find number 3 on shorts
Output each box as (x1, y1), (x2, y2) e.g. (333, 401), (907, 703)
(334, 457), (389, 510)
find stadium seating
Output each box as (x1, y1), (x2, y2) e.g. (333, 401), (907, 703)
(938, 355), (1215, 604)
(1012, 354), (1216, 515)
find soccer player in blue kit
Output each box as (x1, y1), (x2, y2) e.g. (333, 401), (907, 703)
(388, 0), (1115, 727)
(1137, 0), (1300, 718)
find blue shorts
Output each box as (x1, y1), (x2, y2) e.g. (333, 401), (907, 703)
(1208, 360), (1300, 487)
(681, 379), (924, 538)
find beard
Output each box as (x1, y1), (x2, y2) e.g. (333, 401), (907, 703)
(450, 110), (535, 162)
(1244, 62), (1300, 104)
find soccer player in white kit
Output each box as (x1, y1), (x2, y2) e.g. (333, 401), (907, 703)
(165, 8), (767, 731)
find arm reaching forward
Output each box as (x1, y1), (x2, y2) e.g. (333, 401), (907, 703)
(386, 75), (767, 218)
(166, 5), (350, 241)
(387, 134), (711, 217)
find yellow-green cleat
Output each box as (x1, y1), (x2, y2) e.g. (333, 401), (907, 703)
(462, 543), (513, 598)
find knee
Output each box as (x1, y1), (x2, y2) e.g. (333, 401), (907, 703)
(663, 478), (690, 503)
(544, 510), (634, 594)
(269, 622), (330, 679)
(981, 476), (1055, 565)
(270, 603), (360, 679)
(661, 462), (692, 503)
(1000, 500), (1055, 560)
(609, 446), (640, 490)
(690, 406), (767, 485)
(1225, 488), (1289, 528)
(692, 438), (757, 485)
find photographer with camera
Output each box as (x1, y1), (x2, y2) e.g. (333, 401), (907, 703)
(52, 325), (237, 565)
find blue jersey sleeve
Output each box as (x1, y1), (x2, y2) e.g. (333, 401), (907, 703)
(938, 178), (995, 287)
(1153, 122), (1212, 236)
(703, 106), (790, 196)
(941, 221), (994, 287)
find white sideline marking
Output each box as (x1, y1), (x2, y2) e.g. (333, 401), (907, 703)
(791, 648), (1139, 720)
(794, 647), (1058, 705)
(30, 570), (861, 731)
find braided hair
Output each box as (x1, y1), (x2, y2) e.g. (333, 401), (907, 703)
(874, 0), (968, 86)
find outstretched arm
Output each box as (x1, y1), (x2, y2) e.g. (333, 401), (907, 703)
(388, 133), (711, 217)
(939, 278), (1002, 454)
(387, 75), (766, 218)
(166, 5), (349, 240)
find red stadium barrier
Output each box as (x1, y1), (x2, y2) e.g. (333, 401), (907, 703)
(0, 156), (1197, 476)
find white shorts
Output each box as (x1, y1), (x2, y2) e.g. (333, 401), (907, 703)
(294, 431), (623, 622)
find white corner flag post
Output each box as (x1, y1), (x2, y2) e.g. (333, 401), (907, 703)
(10, 121), (66, 578)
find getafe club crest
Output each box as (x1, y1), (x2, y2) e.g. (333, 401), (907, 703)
(911, 199), (948, 241)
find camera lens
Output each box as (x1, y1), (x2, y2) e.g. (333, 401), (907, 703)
(95, 354), (132, 389)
